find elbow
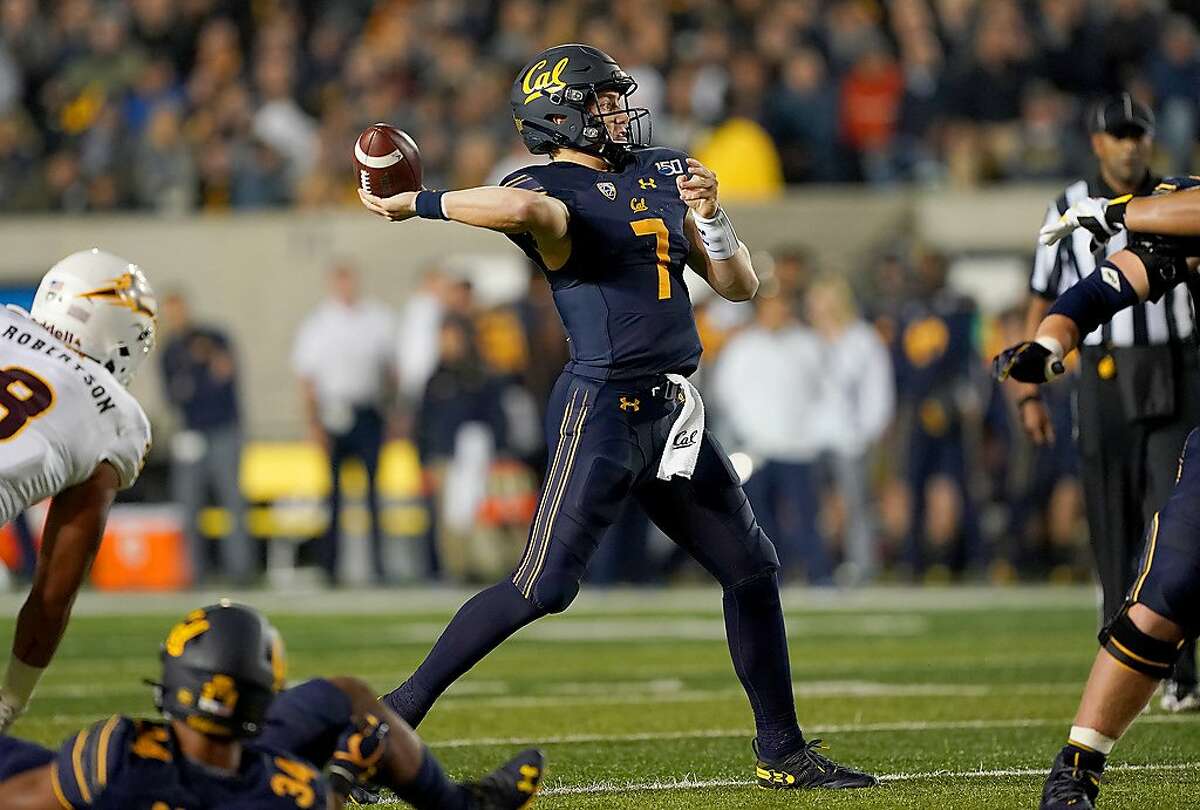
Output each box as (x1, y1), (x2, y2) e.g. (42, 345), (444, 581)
(723, 275), (759, 302)
(510, 195), (546, 231)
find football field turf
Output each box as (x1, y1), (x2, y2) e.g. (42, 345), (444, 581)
(5, 585), (1198, 808)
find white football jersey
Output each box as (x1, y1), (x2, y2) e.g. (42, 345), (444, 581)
(0, 308), (151, 523)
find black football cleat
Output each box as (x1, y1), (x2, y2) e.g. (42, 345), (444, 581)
(753, 738), (879, 789)
(344, 783), (382, 805)
(464, 748), (545, 809)
(1040, 749), (1102, 809)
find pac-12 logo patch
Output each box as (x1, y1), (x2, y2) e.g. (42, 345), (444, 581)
(656, 159), (684, 176)
(596, 182), (617, 200)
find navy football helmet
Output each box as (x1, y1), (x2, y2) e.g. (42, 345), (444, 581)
(510, 43), (650, 165)
(154, 601), (286, 738)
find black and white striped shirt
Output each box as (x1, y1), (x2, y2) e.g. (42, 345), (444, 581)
(1030, 175), (1196, 347)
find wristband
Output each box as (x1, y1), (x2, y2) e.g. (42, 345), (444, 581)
(693, 207), (740, 261)
(415, 190), (449, 220)
(1035, 335), (1064, 361)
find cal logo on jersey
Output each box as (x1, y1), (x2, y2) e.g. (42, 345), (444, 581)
(656, 159), (684, 176)
(596, 182), (616, 200)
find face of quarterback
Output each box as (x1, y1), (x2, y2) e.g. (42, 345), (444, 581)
(1091, 127), (1152, 188)
(592, 89), (631, 143)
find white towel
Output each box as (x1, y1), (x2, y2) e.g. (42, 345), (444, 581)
(657, 373), (705, 480)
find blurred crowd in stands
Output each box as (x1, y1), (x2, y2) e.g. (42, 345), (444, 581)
(1, 0), (1199, 213)
(160, 243), (1081, 588)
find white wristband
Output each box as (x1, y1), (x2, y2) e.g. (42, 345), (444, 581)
(693, 207), (740, 261)
(1035, 335), (1064, 360)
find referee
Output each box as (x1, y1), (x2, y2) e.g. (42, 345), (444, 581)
(1021, 93), (1200, 711)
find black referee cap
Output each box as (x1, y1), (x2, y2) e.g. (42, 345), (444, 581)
(1089, 92), (1155, 137)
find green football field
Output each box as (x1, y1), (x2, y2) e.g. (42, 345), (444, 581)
(5, 585), (1199, 809)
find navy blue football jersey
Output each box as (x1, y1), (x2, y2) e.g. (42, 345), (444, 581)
(50, 716), (330, 809)
(501, 146), (703, 380)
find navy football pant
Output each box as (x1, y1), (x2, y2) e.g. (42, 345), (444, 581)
(387, 372), (802, 756)
(1125, 427), (1200, 639)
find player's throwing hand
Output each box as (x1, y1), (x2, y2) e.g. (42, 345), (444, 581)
(358, 188), (419, 222)
(677, 158), (719, 219)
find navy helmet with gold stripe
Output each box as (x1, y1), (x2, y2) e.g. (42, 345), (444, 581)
(154, 601), (286, 738)
(510, 43), (650, 165)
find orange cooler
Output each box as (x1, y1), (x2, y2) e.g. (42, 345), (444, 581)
(90, 506), (191, 591)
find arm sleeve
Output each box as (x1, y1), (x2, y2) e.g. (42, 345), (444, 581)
(1047, 259), (1142, 337)
(1030, 202), (1065, 299)
(51, 716), (131, 808)
(257, 678), (354, 769)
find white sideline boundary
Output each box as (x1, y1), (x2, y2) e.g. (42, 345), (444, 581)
(33, 677), (1081, 703)
(540, 761), (1200, 796)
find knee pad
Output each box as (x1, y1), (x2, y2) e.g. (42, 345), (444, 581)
(530, 571), (579, 614)
(526, 528), (591, 614)
(1099, 609), (1185, 679)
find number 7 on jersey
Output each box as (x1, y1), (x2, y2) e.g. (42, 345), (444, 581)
(630, 218), (672, 300)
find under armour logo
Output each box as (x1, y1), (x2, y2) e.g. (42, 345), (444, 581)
(619, 396), (640, 412)
(630, 197), (648, 212)
(672, 429), (698, 449)
(638, 177), (657, 189)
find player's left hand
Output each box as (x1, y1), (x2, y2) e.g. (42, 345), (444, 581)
(358, 188), (419, 223)
(329, 713), (390, 795)
(677, 158), (719, 219)
(993, 339), (1065, 384)
(1039, 196), (1122, 246)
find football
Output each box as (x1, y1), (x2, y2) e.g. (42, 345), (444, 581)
(353, 124), (422, 198)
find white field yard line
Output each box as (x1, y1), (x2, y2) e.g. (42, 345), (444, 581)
(540, 761), (1200, 796)
(422, 713), (1196, 749)
(18, 584), (1098, 617)
(379, 615), (931, 643)
(32, 677), (1083, 703)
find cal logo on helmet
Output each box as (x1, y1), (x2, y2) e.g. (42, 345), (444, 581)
(165, 609), (210, 657)
(522, 57), (569, 104)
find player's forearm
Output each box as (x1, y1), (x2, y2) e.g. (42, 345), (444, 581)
(1038, 251), (1150, 356)
(441, 187), (566, 236)
(0, 766), (62, 810)
(705, 244), (758, 301)
(1125, 189), (1200, 236)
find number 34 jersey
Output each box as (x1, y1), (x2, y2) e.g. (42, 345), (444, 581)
(501, 146), (703, 381)
(51, 715), (330, 809)
(0, 307), (151, 524)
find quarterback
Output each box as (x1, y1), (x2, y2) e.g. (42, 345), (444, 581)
(359, 43), (877, 790)
(0, 249), (157, 731)
(996, 178), (1200, 809)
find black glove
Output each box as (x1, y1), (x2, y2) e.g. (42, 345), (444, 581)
(329, 713), (390, 797)
(993, 340), (1065, 384)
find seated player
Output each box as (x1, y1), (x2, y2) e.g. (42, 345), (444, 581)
(0, 250), (157, 731)
(995, 178), (1200, 809)
(0, 601), (543, 809)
